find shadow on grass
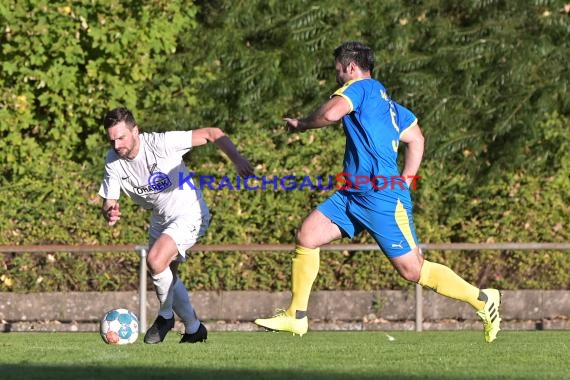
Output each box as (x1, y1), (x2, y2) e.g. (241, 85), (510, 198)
(0, 364), (476, 380)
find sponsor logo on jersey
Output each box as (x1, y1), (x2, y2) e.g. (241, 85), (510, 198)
(134, 179), (171, 194)
(135, 172), (172, 194)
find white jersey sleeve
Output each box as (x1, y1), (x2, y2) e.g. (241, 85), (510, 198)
(144, 131), (193, 158)
(98, 151), (122, 200)
(163, 130), (193, 154)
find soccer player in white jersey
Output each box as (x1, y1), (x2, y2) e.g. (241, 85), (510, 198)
(99, 107), (254, 344)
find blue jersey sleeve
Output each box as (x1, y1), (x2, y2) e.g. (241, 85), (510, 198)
(333, 79), (366, 113)
(395, 102), (418, 137)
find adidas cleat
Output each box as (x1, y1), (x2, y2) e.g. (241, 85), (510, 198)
(254, 310), (308, 336)
(476, 289), (502, 343)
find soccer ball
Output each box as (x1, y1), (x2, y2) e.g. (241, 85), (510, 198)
(100, 308), (139, 345)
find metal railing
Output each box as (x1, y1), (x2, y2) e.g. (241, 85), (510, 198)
(1, 242), (569, 332)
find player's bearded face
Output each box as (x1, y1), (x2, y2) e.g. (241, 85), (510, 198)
(115, 142), (133, 159)
(108, 122), (138, 159)
(114, 137), (134, 158)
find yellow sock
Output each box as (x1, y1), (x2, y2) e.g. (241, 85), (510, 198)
(286, 245), (320, 317)
(418, 260), (485, 311)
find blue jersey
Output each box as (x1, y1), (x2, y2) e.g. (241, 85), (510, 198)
(333, 78), (417, 192)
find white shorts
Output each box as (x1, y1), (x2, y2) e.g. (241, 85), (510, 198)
(148, 201), (211, 261)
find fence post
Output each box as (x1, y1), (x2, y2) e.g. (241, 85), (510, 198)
(415, 283), (423, 332)
(137, 246), (148, 333)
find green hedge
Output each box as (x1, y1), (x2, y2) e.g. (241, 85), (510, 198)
(2, 114), (568, 292)
(1, 1), (569, 292)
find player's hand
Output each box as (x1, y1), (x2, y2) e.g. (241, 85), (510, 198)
(104, 202), (121, 226)
(284, 117), (301, 133)
(234, 155), (254, 177)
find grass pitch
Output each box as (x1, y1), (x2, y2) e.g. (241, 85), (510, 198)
(0, 330), (568, 380)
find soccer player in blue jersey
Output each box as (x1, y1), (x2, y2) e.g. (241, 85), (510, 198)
(254, 41), (502, 343)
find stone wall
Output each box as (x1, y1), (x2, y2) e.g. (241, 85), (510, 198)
(1, 290), (568, 332)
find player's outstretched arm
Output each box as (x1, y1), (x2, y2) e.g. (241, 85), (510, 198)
(191, 127), (254, 177)
(285, 95), (350, 133)
(102, 199), (121, 226)
(399, 123), (425, 187)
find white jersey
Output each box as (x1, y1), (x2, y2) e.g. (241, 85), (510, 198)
(98, 131), (205, 219)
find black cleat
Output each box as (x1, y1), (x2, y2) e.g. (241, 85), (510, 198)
(144, 315), (175, 344)
(179, 323), (208, 343)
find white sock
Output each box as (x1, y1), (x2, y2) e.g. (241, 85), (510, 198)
(151, 268), (174, 319)
(172, 279), (200, 334)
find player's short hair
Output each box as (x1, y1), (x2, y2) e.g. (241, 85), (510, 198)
(103, 107), (137, 129)
(333, 41), (374, 73)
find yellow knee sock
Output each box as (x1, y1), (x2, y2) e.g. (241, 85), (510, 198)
(418, 260), (485, 311)
(286, 245), (320, 317)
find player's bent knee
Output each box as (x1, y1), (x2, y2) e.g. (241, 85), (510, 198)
(389, 247), (423, 282)
(392, 261), (422, 282)
(399, 269), (421, 283)
(295, 230), (317, 249)
(296, 236), (321, 250)
(146, 256), (169, 275)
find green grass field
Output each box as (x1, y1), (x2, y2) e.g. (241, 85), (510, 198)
(1, 330), (568, 380)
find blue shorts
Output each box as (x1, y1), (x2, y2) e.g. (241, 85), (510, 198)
(317, 189), (419, 258)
